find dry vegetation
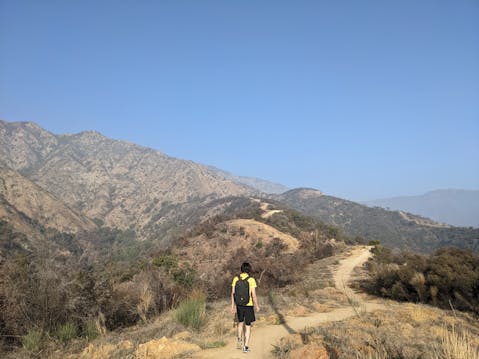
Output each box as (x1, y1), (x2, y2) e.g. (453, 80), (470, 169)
(0, 199), (350, 357)
(270, 246), (479, 359)
(3, 198), (477, 359)
(4, 242), (477, 359)
(361, 245), (479, 315)
(272, 303), (479, 359)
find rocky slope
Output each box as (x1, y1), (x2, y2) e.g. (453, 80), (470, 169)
(0, 166), (97, 236)
(0, 120), (254, 239)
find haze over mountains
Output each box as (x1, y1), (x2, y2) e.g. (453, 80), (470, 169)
(365, 189), (479, 228)
(206, 165), (289, 194)
(0, 119), (478, 254)
(272, 188), (479, 253)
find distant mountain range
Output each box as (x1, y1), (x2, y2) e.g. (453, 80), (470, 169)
(1, 119), (478, 254)
(207, 165), (289, 194)
(272, 188), (479, 253)
(365, 190), (479, 228)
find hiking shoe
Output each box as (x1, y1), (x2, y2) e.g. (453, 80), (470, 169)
(243, 346), (249, 353)
(236, 338), (242, 349)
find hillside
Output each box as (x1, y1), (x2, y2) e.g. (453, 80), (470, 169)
(0, 120), (255, 240)
(0, 195), (353, 355)
(173, 197), (350, 299)
(0, 166), (97, 242)
(273, 188), (479, 253)
(4, 120), (477, 254)
(365, 189), (479, 228)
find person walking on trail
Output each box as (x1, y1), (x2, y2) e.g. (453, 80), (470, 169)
(230, 262), (261, 353)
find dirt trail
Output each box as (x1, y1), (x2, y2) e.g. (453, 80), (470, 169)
(334, 246), (373, 292)
(195, 246), (384, 359)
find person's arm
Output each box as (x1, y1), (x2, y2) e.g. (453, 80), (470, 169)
(251, 286), (260, 312)
(230, 284), (236, 314)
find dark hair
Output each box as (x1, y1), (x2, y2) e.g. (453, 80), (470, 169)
(241, 262), (252, 274)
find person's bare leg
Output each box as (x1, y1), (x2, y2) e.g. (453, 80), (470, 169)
(244, 325), (251, 348)
(237, 321), (244, 342)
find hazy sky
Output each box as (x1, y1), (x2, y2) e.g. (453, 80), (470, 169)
(1, 0), (478, 201)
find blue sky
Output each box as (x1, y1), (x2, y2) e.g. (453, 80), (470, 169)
(1, 0), (478, 201)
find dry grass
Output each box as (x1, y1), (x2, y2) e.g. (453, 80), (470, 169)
(174, 290), (207, 330)
(136, 283), (154, 323)
(273, 303), (479, 359)
(226, 219), (299, 252)
(433, 325), (479, 359)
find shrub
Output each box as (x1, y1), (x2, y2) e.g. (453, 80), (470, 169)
(363, 247), (479, 315)
(82, 319), (99, 340)
(56, 322), (77, 343)
(22, 328), (43, 352)
(172, 266), (196, 288)
(152, 254), (178, 270)
(174, 290), (206, 330)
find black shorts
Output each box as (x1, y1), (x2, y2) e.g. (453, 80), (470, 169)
(237, 305), (255, 326)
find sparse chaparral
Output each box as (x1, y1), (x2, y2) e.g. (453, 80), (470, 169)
(1, 1), (478, 357)
(1, 121), (478, 359)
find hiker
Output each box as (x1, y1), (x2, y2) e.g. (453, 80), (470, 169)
(230, 262), (261, 353)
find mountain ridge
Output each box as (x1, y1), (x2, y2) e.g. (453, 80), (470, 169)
(1, 120), (478, 253)
(0, 120), (255, 240)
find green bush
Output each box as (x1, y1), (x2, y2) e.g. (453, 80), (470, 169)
(22, 328), (43, 352)
(152, 254), (178, 269)
(83, 319), (99, 340)
(172, 266), (196, 288)
(174, 291), (206, 330)
(57, 322), (77, 343)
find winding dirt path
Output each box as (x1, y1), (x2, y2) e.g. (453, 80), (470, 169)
(195, 246), (384, 359)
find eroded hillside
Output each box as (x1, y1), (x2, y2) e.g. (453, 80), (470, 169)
(0, 120), (254, 240)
